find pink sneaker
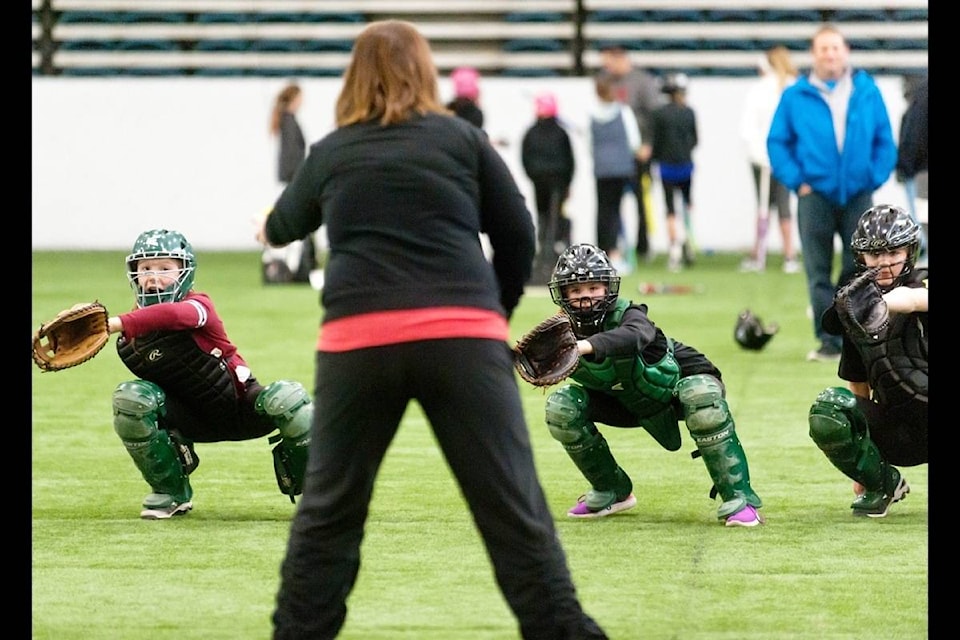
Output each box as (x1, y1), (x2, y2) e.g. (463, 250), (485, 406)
(567, 494), (637, 519)
(725, 504), (763, 527)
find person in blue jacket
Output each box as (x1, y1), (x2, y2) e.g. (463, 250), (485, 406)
(767, 24), (897, 362)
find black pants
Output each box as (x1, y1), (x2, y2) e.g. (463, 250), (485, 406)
(273, 339), (606, 639)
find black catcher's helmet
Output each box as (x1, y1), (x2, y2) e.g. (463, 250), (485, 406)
(549, 244), (621, 336)
(850, 204), (921, 291)
(734, 309), (779, 351)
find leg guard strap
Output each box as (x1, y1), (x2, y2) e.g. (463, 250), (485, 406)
(112, 380), (192, 503)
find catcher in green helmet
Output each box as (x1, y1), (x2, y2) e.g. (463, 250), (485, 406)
(103, 229), (314, 519)
(534, 242), (764, 526)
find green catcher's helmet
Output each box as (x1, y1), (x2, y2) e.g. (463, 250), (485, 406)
(126, 229), (197, 307)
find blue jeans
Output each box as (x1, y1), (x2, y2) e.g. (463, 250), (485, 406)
(796, 190), (873, 348)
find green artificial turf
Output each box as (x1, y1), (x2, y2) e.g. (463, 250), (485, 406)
(31, 250), (927, 639)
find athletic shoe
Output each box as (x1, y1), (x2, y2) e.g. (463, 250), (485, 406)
(851, 472), (910, 518)
(667, 244), (682, 273)
(567, 493), (637, 519)
(681, 241), (695, 267)
(806, 343), (841, 362)
(724, 504), (764, 527)
(739, 258), (764, 273)
(140, 493), (193, 520)
(783, 259), (801, 274)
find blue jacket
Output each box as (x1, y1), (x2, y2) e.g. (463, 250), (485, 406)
(767, 70), (896, 207)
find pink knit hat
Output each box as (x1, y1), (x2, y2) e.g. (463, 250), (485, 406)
(451, 67), (480, 100)
(534, 92), (558, 117)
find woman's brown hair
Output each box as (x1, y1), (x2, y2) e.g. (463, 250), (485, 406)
(335, 20), (447, 127)
(269, 83), (302, 135)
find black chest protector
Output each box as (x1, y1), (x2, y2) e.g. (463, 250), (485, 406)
(852, 271), (928, 410)
(117, 331), (239, 416)
(855, 311), (927, 410)
(570, 298), (680, 419)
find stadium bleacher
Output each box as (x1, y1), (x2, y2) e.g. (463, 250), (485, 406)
(33, 0), (927, 78)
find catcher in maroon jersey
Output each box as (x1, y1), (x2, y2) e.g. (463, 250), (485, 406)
(808, 205), (928, 518)
(105, 228), (313, 519)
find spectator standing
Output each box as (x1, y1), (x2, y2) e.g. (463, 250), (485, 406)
(650, 74), (698, 272)
(446, 66), (484, 129)
(895, 73), (928, 265)
(589, 74), (642, 274)
(258, 20), (607, 640)
(263, 82), (314, 284)
(521, 91), (576, 285)
(808, 204), (926, 517)
(739, 46), (800, 274)
(596, 44), (663, 264)
(767, 24), (897, 361)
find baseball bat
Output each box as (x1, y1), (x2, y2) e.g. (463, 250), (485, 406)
(637, 282), (705, 295)
(755, 165), (771, 271)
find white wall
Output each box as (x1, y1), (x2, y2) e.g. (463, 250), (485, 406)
(31, 74), (911, 253)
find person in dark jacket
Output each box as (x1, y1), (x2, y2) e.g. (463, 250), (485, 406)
(264, 82), (314, 283)
(258, 20), (607, 640)
(521, 91), (575, 284)
(445, 66), (484, 129)
(650, 73), (698, 272)
(895, 74), (928, 262)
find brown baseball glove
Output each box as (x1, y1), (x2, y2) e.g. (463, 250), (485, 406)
(513, 313), (580, 387)
(32, 301), (110, 372)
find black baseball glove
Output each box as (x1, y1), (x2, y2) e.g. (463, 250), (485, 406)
(834, 268), (889, 343)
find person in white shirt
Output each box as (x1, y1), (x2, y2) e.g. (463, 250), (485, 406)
(739, 46), (800, 274)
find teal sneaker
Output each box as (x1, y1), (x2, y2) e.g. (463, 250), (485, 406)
(851, 471), (910, 518)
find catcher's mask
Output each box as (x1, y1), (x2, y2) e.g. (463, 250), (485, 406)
(549, 243), (620, 336)
(734, 309), (779, 351)
(851, 204), (921, 292)
(126, 229), (197, 307)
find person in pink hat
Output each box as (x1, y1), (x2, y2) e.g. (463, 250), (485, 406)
(446, 66), (484, 128)
(521, 91), (575, 283)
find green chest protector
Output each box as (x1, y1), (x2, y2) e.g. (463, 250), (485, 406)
(570, 299), (681, 420)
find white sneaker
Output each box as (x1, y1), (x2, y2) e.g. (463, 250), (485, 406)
(668, 244), (682, 272)
(739, 259), (763, 273)
(783, 259), (801, 274)
(140, 493), (193, 520)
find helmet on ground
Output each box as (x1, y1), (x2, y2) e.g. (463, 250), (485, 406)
(850, 204), (921, 290)
(549, 244), (621, 336)
(734, 309), (779, 351)
(125, 229), (197, 307)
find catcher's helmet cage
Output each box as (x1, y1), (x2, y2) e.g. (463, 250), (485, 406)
(549, 243), (621, 336)
(734, 309), (779, 351)
(126, 229), (197, 307)
(851, 204), (921, 290)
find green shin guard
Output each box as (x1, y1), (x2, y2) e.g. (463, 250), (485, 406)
(808, 387), (895, 493)
(691, 420), (760, 518)
(546, 386), (632, 507)
(562, 430), (633, 506)
(257, 380), (313, 502)
(112, 381), (193, 504)
(678, 375), (761, 519)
